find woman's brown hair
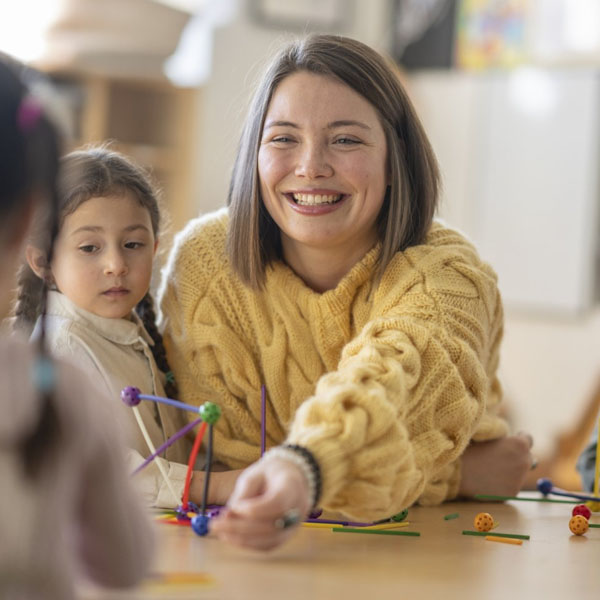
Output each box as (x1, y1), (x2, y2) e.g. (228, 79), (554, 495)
(227, 34), (440, 288)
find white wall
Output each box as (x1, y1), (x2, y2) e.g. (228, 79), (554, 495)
(410, 70), (600, 455)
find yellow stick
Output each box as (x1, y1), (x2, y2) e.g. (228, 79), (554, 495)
(301, 523), (334, 529)
(360, 522), (411, 530)
(485, 535), (523, 546)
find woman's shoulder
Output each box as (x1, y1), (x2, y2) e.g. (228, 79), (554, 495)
(163, 207), (229, 278)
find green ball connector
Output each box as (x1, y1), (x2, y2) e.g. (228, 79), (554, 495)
(199, 402), (221, 425)
(391, 509), (409, 522)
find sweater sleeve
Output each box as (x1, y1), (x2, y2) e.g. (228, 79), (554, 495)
(287, 241), (508, 520)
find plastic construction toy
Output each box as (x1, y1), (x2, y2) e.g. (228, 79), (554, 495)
(572, 504), (592, 520)
(121, 386), (221, 537)
(569, 515), (589, 536)
(473, 512), (495, 532)
(536, 478), (600, 504)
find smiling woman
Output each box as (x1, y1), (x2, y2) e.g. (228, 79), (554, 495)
(159, 34), (535, 551)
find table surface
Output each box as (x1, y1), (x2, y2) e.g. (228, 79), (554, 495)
(81, 495), (599, 600)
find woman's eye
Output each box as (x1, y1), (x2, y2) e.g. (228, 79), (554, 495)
(125, 241), (144, 250)
(271, 135), (294, 144)
(78, 245), (98, 253)
(334, 137), (360, 145)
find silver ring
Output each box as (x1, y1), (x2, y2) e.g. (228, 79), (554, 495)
(274, 509), (301, 529)
(530, 457), (539, 470)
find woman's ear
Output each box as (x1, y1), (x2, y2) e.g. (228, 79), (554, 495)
(25, 245), (49, 280)
(153, 238), (159, 256)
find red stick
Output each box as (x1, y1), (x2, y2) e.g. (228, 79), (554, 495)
(181, 421), (207, 510)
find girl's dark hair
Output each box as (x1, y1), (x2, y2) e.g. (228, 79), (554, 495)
(14, 146), (178, 399)
(0, 54), (62, 478)
(227, 34), (440, 288)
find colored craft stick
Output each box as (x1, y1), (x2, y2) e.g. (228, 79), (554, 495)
(444, 512), (460, 520)
(485, 535), (523, 546)
(156, 518), (193, 527)
(588, 523), (600, 528)
(302, 522), (334, 529)
(137, 392), (204, 415)
(132, 417), (203, 475)
(474, 494), (577, 504)
(305, 518), (372, 527)
(181, 422), (207, 510)
(200, 424), (214, 515)
(261, 385), (266, 456)
(462, 530), (530, 540)
(132, 406), (180, 505)
(333, 527), (420, 537)
(363, 522), (410, 530)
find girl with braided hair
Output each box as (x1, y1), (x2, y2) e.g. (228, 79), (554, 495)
(0, 56), (153, 598)
(16, 146), (233, 508)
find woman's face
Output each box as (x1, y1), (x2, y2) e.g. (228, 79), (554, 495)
(258, 71), (388, 263)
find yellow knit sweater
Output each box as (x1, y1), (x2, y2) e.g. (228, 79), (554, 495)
(159, 208), (508, 521)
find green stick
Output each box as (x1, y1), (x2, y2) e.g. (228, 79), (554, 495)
(474, 494), (577, 504)
(333, 527), (420, 537)
(462, 530), (530, 540)
(444, 512), (459, 520)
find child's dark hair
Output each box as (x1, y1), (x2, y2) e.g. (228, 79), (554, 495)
(0, 54), (62, 478)
(14, 146), (178, 399)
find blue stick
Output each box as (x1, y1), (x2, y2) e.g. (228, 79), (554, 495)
(139, 393), (203, 414)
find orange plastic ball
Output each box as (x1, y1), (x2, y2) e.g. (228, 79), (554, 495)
(474, 512), (494, 532)
(569, 515), (589, 536)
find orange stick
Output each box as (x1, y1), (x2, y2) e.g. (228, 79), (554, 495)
(485, 535), (523, 545)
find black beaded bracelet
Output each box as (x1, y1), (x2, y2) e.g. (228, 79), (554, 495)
(282, 443), (322, 509)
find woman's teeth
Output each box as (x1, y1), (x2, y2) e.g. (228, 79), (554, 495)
(292, 193), (343, 205)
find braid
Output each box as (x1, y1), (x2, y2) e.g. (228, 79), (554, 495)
(13, 263), (45, 334)
(136, 292), (179, 400)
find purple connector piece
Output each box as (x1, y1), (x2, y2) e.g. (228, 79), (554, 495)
(121, 386), (141, 406)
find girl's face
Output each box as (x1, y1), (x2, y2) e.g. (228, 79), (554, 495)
(258, 71), (388, 265)
(49, 193), (157, 319)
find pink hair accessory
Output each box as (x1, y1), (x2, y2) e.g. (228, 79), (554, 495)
(17, 96), (43, 132)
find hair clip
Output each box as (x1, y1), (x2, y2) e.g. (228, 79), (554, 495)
(17, 95), (43, 133)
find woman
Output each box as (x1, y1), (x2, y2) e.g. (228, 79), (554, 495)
(160, 34), (533, 550)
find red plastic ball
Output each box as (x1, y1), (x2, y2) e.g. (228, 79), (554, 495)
(572, 504), (592, 520)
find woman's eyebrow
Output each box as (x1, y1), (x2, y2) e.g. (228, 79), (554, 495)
(263, 119), (371, 130)
(327, 120), (371, 130)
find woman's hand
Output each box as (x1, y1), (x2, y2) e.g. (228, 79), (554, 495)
(459, 432), (534, 498)
(209, 457), (311, 551)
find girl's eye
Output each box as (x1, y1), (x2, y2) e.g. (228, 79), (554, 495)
(78, 245), (98, 253)
(125, 241), (144, 250)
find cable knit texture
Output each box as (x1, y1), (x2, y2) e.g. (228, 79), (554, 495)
(159, 208), (508, 521)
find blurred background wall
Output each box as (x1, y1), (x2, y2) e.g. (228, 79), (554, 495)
(2, 0), (599, 490)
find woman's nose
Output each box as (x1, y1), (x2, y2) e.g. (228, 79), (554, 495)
(294, 143), (333, 179)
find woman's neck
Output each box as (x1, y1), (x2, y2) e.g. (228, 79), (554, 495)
(281, 238), (375, 293)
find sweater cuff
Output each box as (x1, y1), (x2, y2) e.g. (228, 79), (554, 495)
(418, 459), (462, 506)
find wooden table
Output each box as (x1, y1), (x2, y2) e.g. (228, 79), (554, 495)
(81, 496), (599, 599)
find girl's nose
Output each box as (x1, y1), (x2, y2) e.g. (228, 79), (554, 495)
(294, 143), (333, 179)
(104, 250), (128, 276)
